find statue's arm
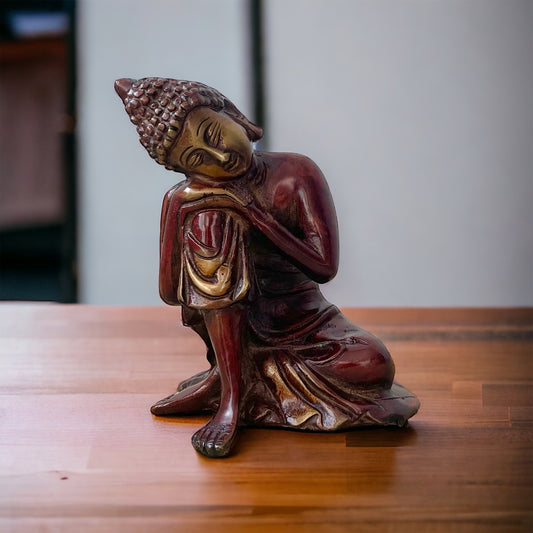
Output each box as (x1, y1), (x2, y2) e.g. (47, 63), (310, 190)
(159, 184), (184, 305)
(247, 158), (339, 284)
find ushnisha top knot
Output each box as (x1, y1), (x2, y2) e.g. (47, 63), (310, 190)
(114, 77), (262, 171)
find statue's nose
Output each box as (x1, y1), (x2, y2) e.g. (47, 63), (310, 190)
(205, 146), (230, 165)
(114, 78), (134, 101)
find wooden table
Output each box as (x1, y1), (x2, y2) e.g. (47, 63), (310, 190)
(1, 304), (532, 532)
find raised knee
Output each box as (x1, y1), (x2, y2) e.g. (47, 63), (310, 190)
(368, 342), (395, 388)
(334, 336), (395, 388)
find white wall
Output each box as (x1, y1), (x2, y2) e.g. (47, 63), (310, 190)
(77, 0), (251, 304)
(266, 0), (533, 306)
(78, 0), (533, 306)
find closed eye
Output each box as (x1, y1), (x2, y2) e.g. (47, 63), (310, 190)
(187, 149), (205, 168)
(205, 121), (221, 147)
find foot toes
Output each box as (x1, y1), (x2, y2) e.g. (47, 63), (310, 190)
(191, 422), (238, 458)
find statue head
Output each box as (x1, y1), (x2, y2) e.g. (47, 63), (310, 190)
(115, 77), (262, 178)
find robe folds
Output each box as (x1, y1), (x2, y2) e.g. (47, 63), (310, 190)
(178, 208), (251, 309)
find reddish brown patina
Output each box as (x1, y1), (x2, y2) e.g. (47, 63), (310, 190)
(115, 77), (419, 457)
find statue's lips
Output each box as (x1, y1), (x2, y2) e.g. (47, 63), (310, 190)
(223, 153), (241, 173)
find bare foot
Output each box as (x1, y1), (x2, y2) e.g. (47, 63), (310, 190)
(177, 368), (212, 392)
(151, 367), (219, 416)
(191, 420), (239, 458)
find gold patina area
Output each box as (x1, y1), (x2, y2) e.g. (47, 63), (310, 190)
(168, 107), (253, 179)
(179, 210), (251, 305)
(181, 184), (248, 206)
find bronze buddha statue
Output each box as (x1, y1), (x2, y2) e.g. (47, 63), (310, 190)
(115, 77), (419, 458)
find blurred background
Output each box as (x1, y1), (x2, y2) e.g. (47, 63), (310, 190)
(1, 0), (532, 306)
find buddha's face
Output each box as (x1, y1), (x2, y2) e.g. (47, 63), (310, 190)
(168, 107), (253, 180)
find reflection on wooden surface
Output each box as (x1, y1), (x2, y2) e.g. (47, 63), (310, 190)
(1, 304), (532, 532)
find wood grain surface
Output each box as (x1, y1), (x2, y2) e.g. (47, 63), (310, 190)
(1, 304), (532, 532)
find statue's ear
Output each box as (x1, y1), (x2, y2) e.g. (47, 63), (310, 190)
(245, 122), (263, 142)
(233, 116), (262, 142)
(223, 101), (263, 142)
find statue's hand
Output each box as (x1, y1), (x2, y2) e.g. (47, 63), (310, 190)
(183, 179), (257, 207)
(178, 193), (251, 225)
(181, 182), (246, 205)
